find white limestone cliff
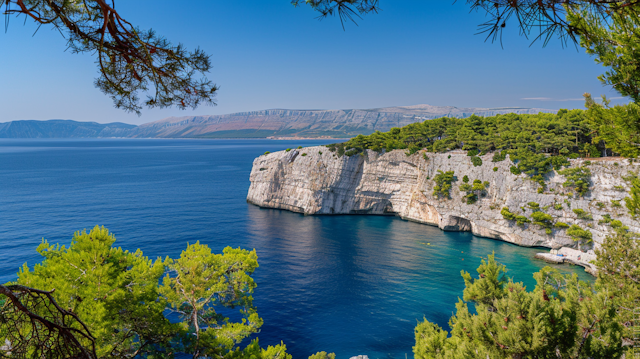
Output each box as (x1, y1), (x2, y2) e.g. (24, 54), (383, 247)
(247, 146), (639, 251)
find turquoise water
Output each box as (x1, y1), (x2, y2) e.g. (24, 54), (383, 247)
(0, 139), (592, 358)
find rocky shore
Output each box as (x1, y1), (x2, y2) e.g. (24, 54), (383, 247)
(247, 146), (639, 271)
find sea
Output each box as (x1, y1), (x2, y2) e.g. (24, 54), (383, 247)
(0, 138), (592, 359)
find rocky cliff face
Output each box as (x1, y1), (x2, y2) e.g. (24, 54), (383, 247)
(247, 147), (639, 250)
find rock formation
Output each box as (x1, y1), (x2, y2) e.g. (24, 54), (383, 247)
(247, 146), (639, 251)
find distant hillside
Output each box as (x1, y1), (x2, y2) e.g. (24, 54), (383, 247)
(129, 104), (553, 139)
(0, 120), (136, 138)
(0, 105), (554, 139)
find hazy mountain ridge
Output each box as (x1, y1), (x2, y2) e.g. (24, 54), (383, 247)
(0, 105), (553, 139)
(0, 120), (136, 138)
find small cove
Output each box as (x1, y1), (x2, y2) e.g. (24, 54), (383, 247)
(0, 138), (592, 359)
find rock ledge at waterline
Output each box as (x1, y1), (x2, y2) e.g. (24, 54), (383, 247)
(247, 147), (639, 257)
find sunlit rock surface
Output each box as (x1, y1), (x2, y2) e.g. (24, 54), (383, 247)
(248, 147), (639, 250)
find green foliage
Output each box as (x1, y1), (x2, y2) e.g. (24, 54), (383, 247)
(493, 166), (498, 172)
(459, 179), (487, 204)
(333, 112), (597, 176)
(263, 151), (271, 155)
(297, 146), (302, 149)
(413, 254), (623, 359)
(553, 203), (563, 210)
(558, 166), (591, 196)
(285, 148), (291, 152)
(611, 199), (621, 208)
(11, 226), (290, 358)
(554, 221), (570, 229)
(531, 211), (553, 232)
(500, 207), (516, 221)
(598, 214), (613, 225)
(470, 156), (482, 167)
(160, 242), (261, 357)
(566, 225), (593, 244)
(17, 226), (172, 357)
(492, 151), (506, 162)
(569, 7), (640, 103)
(501, 207), (531, 227)
(624, 175), (640, 217)
(595, 224), (640, 350)
(318, 151), (323, 155)
(584, 95), (640, 158)
(596, 201), (605, 209)
(422, 152), (428, 161)
(510, 166), (521, 175)
(308, 352), (336, 359)
(515, 216), (530, 226)
(301, 153), (307, 156)
(527, 202), (540, 210)
(433, 170), (455, 199)
(462, 175), (469, 183)
(572, 208), (593, 220)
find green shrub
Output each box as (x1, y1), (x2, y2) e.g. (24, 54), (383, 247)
(470, 156), (482, 167)
(531, 211), (554, 230)
(423, 153), (428, 161)
(614, 162), (619, 166)
(459, 183), (472, 192)
(263, 151), (271, 155)
(463, 175), (469, 183)
(555, 221), (570, 229)
(567, 225), (593, 243)
(492, 151), (506, 162)
(614, 185), (625, 191)
(433, 170), (455, 199)
(301, 153), (307, 156)
(596, 202), (606, 209)
(285, 148), (292, 152)
(297, 146), (303, 149)
(527, 202), (540, 210)
(318, 151), (323, 155)
(598, 214), (613, 225)
(611, 200), (621, 208)
(467, 149), (479, 157)
(584, 160), (591, 165)
(573, 208), (593, 220)
(448, 155), (451, 159)
(510, 166), (521, 175)
(501, 207), (516, 220)
(553, 203), (563, 210)
(493, 167), (498, 172)
(558, 166), (591, 196)
(515, 215), (531, 226)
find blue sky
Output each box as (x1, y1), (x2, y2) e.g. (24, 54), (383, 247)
(0, 0), (629, 125)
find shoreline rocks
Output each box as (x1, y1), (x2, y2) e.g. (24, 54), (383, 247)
(247, 146), (638, 274)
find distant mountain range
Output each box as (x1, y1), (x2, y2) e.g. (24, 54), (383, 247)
(0, 104), (553, 139)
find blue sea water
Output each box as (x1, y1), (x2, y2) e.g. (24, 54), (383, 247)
(0, 139), (592, 358)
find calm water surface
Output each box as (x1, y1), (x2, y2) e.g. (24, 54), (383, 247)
(0, 139), (592, 358)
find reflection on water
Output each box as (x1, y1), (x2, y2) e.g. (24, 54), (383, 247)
(246, 207), (592, 358)
(0, 139), (592, 359)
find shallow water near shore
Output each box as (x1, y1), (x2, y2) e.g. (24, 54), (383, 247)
(0, 139), (592, 359)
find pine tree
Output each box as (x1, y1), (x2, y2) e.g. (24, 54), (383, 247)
(413, 254), (624, 359)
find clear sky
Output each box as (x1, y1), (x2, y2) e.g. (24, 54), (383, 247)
(0, 0), (629, 125)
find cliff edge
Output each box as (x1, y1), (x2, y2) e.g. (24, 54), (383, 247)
(247, 147), (639, 251)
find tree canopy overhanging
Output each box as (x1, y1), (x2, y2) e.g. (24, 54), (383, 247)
(4, 0), (640, 114)
(1, 0), (219, 115)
